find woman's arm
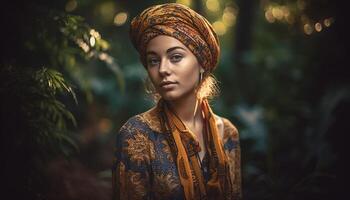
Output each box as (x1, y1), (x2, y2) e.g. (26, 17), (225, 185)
(222, 118), (242, 199)
(112, 120), (154, 200)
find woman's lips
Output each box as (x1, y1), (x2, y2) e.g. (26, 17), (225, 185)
(160, 81), (177, 89)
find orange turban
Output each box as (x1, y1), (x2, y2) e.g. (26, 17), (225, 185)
(129, 3), (220, 72)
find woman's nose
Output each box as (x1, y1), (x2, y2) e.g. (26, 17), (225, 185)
(159, 59), (171, 76)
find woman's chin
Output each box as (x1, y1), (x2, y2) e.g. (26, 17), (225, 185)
(160, 93), (179, 101)
(159, 90), (194, 102)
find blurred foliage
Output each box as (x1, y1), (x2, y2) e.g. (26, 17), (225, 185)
(1, 0), (122, 199)
(1, 0), (347, 200)
(1, 66), (78, 156)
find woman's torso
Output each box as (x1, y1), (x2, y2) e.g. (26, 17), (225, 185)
(112, 106), (241, 200)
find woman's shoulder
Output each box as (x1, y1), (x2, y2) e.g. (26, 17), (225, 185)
(138, 105), (162, 133)
(214, 114), (239, 142)
(222, 117), (239, 139)
(118, 105), (162, 136)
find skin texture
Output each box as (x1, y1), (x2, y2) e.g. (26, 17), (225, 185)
(146, 35), (202, 102)
(145, 35), (206, 160)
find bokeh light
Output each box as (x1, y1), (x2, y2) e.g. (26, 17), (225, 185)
(324, 17), (334, 27)
(98, 118), (112, 135)
(76, 38), (90, 52)
(114, 12), (128, 26)
(212, 21), (227, 35)
(176, 0), (192, 7)
(315, 22), (322, 32)
(89, 37), (96, 47)
(265, 9), (275, 23)
(264, 5), (292, 24)
(303, 23), (313, 35)
(206, 0), (220, 12)
(65, 0), (77, 12)
(222, 7), (236, 26)
(90, 29), (101, 39)
(98, 1), (116, 24)
(272, 7), (283, 20)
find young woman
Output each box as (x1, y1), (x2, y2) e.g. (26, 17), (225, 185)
(112, 3), (241, 200)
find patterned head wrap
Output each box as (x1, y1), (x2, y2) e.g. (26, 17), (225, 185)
(129, 3), (220, 72)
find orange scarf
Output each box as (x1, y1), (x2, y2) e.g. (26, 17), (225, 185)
(160, 99), (232, 200)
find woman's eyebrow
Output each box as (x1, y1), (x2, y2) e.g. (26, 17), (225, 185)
(167, 46), (186, 53)
(146, 46), (186, 55)
(146, 51), (157, 55)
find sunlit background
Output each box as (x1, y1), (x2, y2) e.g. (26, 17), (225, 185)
(1, 0), (347, 199)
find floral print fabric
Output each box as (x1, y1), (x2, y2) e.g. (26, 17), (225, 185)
(112, 106), (242, 200)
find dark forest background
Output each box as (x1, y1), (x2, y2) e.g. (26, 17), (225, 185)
(1, 0), (348, 200)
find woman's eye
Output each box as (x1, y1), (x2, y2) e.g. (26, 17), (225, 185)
(147, 58), (159, 66)
(170, 54), (183, 63)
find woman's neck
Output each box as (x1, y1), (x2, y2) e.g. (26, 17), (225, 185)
(167, 93), (202, 128)
(166, 93), (206, 158)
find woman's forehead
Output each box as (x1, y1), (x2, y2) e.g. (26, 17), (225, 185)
(146, 35), (189, 54)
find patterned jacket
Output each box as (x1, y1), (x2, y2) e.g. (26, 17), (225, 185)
(112, 105), (242, 200)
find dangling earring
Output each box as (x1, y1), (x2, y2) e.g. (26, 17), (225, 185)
(193, 97), (199, 117)
(194, 69), (205, 117)
(199, 69), (204, 82)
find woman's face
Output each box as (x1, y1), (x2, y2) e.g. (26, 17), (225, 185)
(145, 35), (202, 101)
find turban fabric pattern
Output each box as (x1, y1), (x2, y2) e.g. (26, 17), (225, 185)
(129, 3), (220, 72)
